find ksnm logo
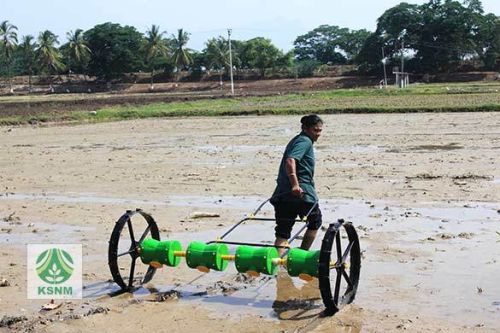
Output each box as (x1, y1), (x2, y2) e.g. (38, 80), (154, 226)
(36, 248), (74, 294)
(28, 244), (81, 299)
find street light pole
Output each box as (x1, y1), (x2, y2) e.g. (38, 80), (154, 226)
(399, 29), (407, 88)
(227, 29), (234, 95)
(401, 35), (404, 74)
(381, 47), (388, 87)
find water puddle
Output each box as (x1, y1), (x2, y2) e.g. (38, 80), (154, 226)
(0, 221), (95, 247)
(409, 143), (463, 151)
(82, 270), (321, 322)
(83, 280), (123, 299)
(185, 143), (386, 157)
(0, 192), (264, 211)
(186, 272), (323, 321)
(195, 144), (283, 154)
(315, 145), (385, 153)
(0, 192), (166, 207)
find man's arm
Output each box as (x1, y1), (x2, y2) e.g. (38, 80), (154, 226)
(285, 157), (303, 197)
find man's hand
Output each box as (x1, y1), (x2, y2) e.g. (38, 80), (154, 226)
(291, 185), (304, 197)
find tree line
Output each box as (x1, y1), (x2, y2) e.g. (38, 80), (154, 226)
(0, 0), (498, 89)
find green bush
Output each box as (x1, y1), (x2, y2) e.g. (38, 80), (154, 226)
(296, 60), (321, 78)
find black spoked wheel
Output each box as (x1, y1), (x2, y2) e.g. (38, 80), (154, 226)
(318, 219), (361, 316)
(108, 209), (160, 291)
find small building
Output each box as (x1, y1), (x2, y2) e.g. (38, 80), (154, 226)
(393, 67), (410, 88)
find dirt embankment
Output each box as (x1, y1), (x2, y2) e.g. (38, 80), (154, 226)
(0, 76), (377, 116)
(2, 73), (498, 117)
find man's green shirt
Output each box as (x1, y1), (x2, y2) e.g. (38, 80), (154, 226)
(272, 132), (317, 203)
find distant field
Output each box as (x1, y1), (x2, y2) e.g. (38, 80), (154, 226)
(0, 81), (498, 125)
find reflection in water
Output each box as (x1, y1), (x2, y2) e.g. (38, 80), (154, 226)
(272, 271), (322, 320)
(83, 280), (123, 298)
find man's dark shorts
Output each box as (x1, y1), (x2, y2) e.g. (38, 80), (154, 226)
(272, 201), (322, 239)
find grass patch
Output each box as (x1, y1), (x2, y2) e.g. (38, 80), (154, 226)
(1, 82), (498, 125)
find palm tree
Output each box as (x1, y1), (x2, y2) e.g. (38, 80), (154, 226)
(171, 28), (192, 80)
(67, 29), (91, 80)
(0, 20), (19, 93)
(204, 37), (230, 84)
(20, 35), (37, 93)
(143, 24), (168, 89)
(36, 30), (63, 91)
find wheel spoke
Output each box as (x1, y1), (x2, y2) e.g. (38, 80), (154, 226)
(333, 269), (342, 304)
(127, 218), (136, 244)
(117, 249), (135, 257)
(138, 225), (151, 244)
(341, 241), (354, 263)
(335, 231), (342, 262)
(342, 269), (353, 289)
(128, 257), (137, 288)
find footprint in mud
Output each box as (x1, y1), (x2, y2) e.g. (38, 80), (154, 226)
(204, 274), (274, 296)
(149, 290), (182, 302)
(233, 272), (272, 285)
(0, 303), (109, 332)
(428, 232), (475, 241)
(206, 281), (239, 296)
(141, 273), (274, 303)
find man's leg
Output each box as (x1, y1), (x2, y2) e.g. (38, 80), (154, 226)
(274, 237), (289, 256)
(300, 229), (318, 250)
(274, 203), (296, 256)
(299, 203), (322, 250)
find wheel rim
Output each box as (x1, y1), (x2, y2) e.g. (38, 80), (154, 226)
(318, 220), (361, 315)
(108, 209), (160, 290)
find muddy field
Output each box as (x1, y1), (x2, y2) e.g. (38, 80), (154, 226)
(0, 113), (499, 332)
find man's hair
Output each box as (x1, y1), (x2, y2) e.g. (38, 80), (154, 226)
(301, 114), (323, 129)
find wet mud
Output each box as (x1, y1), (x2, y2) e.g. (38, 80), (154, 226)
(1, 113), (499, 332)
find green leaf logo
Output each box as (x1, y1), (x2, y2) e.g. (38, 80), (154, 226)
(36, 248), (74, 284)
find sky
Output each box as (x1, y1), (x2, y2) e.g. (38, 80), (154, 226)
(4, 0), (500, 52)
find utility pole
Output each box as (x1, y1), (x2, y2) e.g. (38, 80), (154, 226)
(399, 29), (407, 88)
(227, 29), (234, 95)
(381, 47), (388, 88)
(400, 35), (404, 74)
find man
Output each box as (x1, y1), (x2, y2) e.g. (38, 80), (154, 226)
(271, 115), (323, 255)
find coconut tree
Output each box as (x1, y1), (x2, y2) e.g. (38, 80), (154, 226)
(204, 37), (230, 84)
(171, 28), (192, 79)
(20, 35), (37, 93)
(143, 24), (168, 89)
(66, 29), (91, 80)
(0, 20), (19, 93)
(36, 30), (64, 91)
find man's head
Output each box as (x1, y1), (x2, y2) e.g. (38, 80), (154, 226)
(301, 114), (323, 142)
